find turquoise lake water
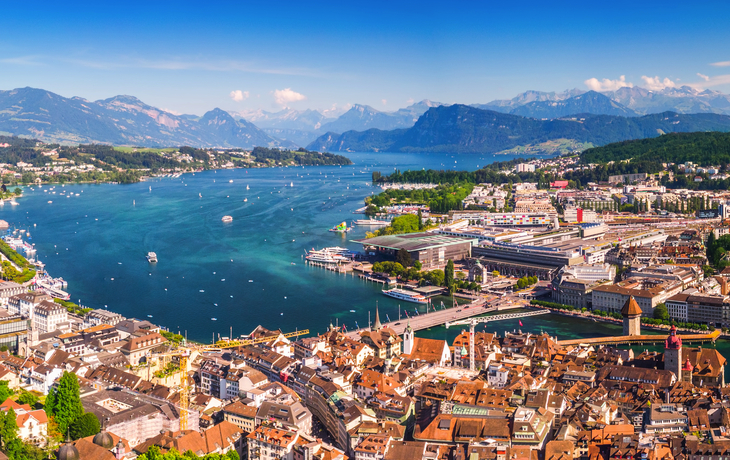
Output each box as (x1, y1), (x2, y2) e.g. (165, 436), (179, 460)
(2, 150), (729, 367)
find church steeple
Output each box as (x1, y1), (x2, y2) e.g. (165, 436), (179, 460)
(372, 303), (382, 331)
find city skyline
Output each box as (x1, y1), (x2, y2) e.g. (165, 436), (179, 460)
(1, 1), (730, 115)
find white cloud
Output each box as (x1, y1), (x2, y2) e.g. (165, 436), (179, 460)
(641, 75), (677, 90)
(273, 88), (306, 106)
(710, 61), (730, 67)
(406, 98), (414, 104)
(584, 75), (633, 91)
(381, 99), (387, 105)
(229, 90), (249, 102)
(697, 73), (710, 82)
(161, 108), (182, 115)
(689, 74), (730, 89)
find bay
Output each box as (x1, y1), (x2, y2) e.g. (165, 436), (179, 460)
(1, 152), (520, 342)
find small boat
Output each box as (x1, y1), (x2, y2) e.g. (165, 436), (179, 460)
(246, 185), (250, 190)
(350, 309), (356, 312)
(290, 182), (293, 187)
(211, 318), (217, 321)
(329, 221), (350, 233)
(147, 252), (158, 263)
(244, 198), (248, 202)
(222, 215), (233, 222)
(148, 315), (153, 318)
(229, 180), (233, 183)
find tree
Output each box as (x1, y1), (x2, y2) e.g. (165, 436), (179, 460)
(16, 391), (38, 408)
(69, 412), (101, 440)
(395, 248), (412, 267)
(654, 303), (670, 321)
(46, 371), (83, 433)
(413, 261), (422, 270)
(445, 260), (455, 292)
(0, 381), (12, 404)
(492, 270), (500, 277)
(0, 407), (18, 448)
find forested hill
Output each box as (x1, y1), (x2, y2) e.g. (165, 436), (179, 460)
(307, 105), (730, 154)
(579, 131), (730, 165)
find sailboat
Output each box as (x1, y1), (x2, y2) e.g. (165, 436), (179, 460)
(246, 185), (250, 190)
(329, 221), (350, 233)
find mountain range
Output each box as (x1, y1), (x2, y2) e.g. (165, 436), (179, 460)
(0, 87), (295, 148)
(3, 85), (730, 152)
(306, 104), (730, 154)
(476, 86), (730, 118)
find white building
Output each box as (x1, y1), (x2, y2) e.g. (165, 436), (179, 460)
(33, 300), (69, 334)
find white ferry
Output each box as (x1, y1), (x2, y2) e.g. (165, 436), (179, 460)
(147, 252), (158, 263)
(305, 247), (355, 264)
(382, 288), (428, 304)
(353, 219), (390, 226)
(221, 215), (233, 223)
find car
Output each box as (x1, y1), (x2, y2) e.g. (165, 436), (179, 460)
(456, 309), (462, 312)
(394, 322), (401, 326)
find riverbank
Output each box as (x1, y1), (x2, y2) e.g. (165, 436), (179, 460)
(534, 305), (730, 340)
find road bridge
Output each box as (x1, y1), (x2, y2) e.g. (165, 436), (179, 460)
(445, 309), (551, 371)
(345, 298), (530, 339)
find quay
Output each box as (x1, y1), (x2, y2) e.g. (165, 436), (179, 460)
(344, 299), (532, 339)
(557, 329), (721, 347)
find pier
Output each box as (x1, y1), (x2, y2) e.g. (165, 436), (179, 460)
(557, 329), (721, 347)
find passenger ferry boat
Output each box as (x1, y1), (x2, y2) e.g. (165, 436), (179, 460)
(305, 247), (356, 264)
(147, 252), (158, 263)
(221, 215), (233, 223)
(353, 219), (390, 226)
(382, 288), (428, 304)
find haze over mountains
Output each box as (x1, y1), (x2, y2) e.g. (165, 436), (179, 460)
(0, 87), (295, 148)
(2, 85), (730, 153)
(307, 105), (730, 154)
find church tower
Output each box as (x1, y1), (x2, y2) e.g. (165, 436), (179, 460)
(621, 296), (642, 336)
(403, 321), (414, 355)
(682, 358), (693, 383)
(664, 325), (682, 380)
(371, 304), (382, 331)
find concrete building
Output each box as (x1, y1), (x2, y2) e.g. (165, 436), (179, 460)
(0, 281), (25, 307)
(33, 300), (68, 334)
(355, 233), (476, 268)
(591, 279), (682, 317)
(82, 388), (198, 447)
(665, 294), (730, 326)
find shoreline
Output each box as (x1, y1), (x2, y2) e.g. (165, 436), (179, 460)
(536, 306), (730, 342)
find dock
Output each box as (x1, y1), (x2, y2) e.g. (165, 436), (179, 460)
(557, 329), (721, 347)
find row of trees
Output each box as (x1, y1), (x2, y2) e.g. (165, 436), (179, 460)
(138, 446), (239, 460)
(366, 183), (474, 214)
(706, 233), (730, 270)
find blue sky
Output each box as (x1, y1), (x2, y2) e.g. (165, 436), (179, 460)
(2, 1), (730, 115)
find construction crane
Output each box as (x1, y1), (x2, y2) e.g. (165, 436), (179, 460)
(446, 310), (549, 372)
(152, 329), (310, 431)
